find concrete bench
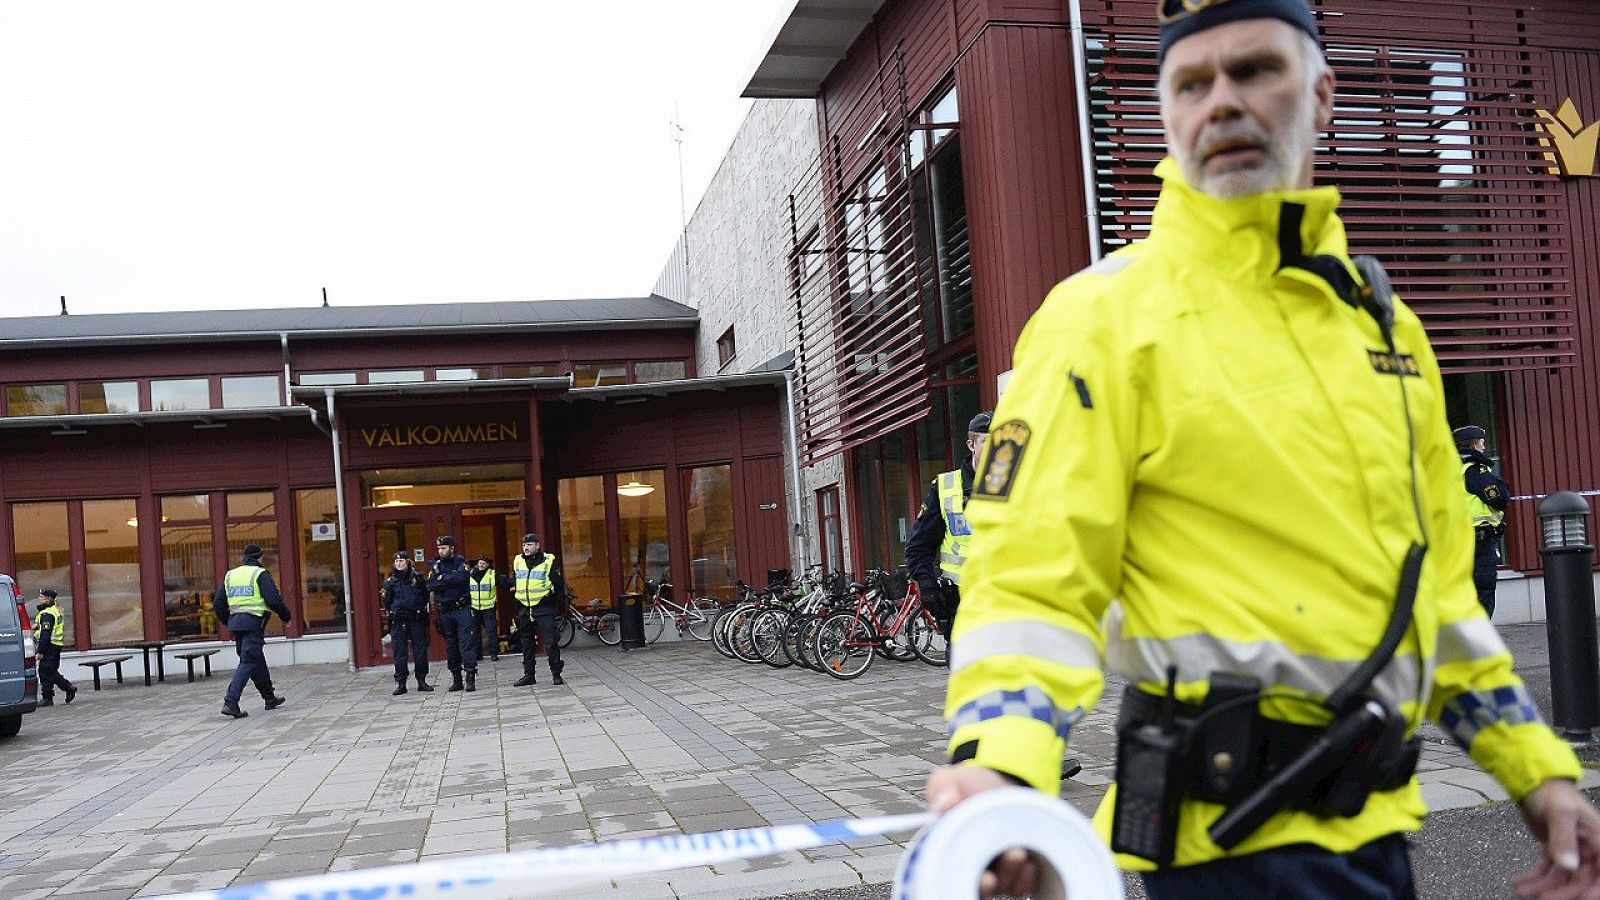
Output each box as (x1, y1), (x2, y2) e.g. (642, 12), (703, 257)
(78, 654), (137, 691)
(173, 648), (222, 682)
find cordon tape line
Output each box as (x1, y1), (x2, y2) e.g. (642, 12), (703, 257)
(149, 790), (1122, 900)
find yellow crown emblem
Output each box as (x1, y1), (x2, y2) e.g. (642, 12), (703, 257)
(1536, 98), (1599, 178)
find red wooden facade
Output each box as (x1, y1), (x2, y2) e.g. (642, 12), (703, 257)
(791, 0), (1600, 574)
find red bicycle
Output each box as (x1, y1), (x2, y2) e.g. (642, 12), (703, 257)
(812, 571), (946, 679)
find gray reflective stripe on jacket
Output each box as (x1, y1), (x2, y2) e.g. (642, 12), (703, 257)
(950, 620), (1102, 675)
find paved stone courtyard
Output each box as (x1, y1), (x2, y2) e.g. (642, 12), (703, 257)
(0, 627), (1589, 899)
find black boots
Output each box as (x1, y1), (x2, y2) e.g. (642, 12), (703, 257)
(393, 682), (408, 696)
(265, 695), (287, 710)
(448, 672), (464, 692)
(417, 677), (434, 692)
(221, 701), (248, 718)
(514, 674), (534, 687)
(38, 697), (53, 707)
(465, 673), (476, 693)
(64, 685), (76, 704)
(553, 673), (564, 685)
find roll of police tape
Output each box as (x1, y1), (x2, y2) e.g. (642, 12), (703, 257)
(152, 789), (1119, 900)
(893, 787), (1123, 900)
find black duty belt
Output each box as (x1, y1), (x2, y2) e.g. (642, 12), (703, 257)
(1118, 685), (1420, 809)
(438, 598), (470, 611)
(389, 609), (426, 624)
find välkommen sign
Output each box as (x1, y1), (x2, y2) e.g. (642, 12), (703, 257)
(359, 422), (519, 448)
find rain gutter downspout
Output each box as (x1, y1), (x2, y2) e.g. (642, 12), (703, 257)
(326, 389), (357, 671)
(1069, 0), (1103, 263)
(783, 368), (809, 569)
(280, 332), (292, 404)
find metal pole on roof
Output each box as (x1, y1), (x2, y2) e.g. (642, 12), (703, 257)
(326, 389), (358, 671)
(671, 103), (691, 298)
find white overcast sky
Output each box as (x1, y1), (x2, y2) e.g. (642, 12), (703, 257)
(0, 0), (794, 318)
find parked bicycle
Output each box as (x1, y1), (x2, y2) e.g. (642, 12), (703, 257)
(813, 570), (945, 679)
(555, 590), (621, 647)
(639, 579), (720, 643)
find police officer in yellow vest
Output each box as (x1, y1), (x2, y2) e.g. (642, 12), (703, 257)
(927, 2), (1599, 898)
(1455, 425), (1509, 618)
(905, 411), (992, 631)
(470, 556), (512, 661)
(32, 589), (75, 706)
(211, 543), (290, 719)
(511, 534), (565, 687)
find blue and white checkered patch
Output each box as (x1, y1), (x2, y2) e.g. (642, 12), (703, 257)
(1439, 684), (1541, 751)
(948, 686), (1081, 742)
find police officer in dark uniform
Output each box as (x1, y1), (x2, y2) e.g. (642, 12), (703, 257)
(1456, 425), (1511, 618)
(904, 411), (992, 630)
(427, 535), (478, 692)
(212, 543), (291, 718)
(511, 534), (567, 687)
(32, 589), (75, 706)
(381, 551), (433, 695)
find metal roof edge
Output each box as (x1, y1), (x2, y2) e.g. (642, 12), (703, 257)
(564, 371), (787, 401)
(0, 405), (313, 432)
(288, 375), (575, 399)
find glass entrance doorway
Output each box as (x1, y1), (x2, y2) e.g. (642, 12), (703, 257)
(556, 470), (671, 608)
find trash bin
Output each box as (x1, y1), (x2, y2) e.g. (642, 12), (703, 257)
(617, 593), (646, 649)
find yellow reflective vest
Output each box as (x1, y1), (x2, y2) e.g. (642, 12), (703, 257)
(1462, 462), (1505, 531)
(469, 570), (499, 610)
(33, 604), (64, 648)
(936, 470), (973, 583)
(513, 554), (554, 607)
(222, 565), (268, 617)
(947, 158), (1580, 869)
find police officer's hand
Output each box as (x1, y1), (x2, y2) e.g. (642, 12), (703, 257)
(926, 764), (1038, 899)
(1515, 778), (1600, 899)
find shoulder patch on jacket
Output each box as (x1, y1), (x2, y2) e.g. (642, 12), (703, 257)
(973, 420), (1032, 501)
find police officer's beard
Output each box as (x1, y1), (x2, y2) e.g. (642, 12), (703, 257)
(1181, 82), (1320, 199)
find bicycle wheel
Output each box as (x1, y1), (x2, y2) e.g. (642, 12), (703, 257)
(595, 612), (622, 646)
(712, 605), (741, 659)
(556, 614), (575, 649)
(779, 613), (810, 667)
(643, 605), (667, 644)
(731, 607), (764, 664)
(908, 608), (948, 667)
(815, 611), (875, 680)
(686, 598), (718, 641)
(752, 608), (793, 669)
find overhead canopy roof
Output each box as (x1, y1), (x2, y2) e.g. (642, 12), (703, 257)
(743, 0), (889, 98)
(0, 405), (312, 434)
(0, 295), (696, 349)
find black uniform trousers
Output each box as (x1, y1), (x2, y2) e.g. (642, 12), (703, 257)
(474, 607), (500, 659)
(518, 608), (562, 678)
(225, 626), (275, 705)
(1142, 834), (1415, 900)
(38, 646), (72, 700)
(390, 616), (430, 683)
(437, 604), (479, 675)
(1473, 538), (1499, 619)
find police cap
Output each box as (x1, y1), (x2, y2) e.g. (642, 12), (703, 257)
(1157, 0), (1321, 65)
(521, 533), (539, 544)
(435, 535), (455, 547)
(393, 550), (409, 561)
(39, 588), (57, 600)
(1453, 425), (1488, 445)
(967, 411), (993, 435)
(241, 542), (264, 559)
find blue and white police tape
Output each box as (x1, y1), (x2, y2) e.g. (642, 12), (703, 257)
(893, 788), (1121, 900)
(152, 791), (1120, 900)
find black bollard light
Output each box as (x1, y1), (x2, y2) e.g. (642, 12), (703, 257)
(1537, 491), (1600, 742)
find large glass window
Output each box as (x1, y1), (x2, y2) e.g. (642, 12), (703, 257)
(501, 364), (563, 379)
(226, 491), (282, 637)
(435, 368), (490, 381)
(360, 464), (525, 507)
(616, 469), (668, 592)
(854, 446), (887, 571)
(79, 381), (140, 414)
(635, 361), (688, 384)
(11, 502), (73, 646)
(150, 378), (211, 411)
(83, 499), (142, 646)
(161, 494), (216, 641)
(299, 372), (357, 386)
(572, 363), (628, 388)
(817, 487), (844, 575)
(295, 488), (346, 633)
(221, 375), (281, 408)
(684, 465), (737, 601)
(6, 384), (67, 417)
(559, 476), (612, 606)
(367, 370), (425, 384)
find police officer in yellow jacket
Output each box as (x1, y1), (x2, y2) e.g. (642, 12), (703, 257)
(32, 589), (75, 706)
(1455, 425), (1509, 618)
(212, 543), (290, 719)
(927, 2), (1598, 898)
(904, 411), (992, 629)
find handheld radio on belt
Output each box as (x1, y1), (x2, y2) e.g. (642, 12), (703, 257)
(1111, 254), (1432, 864)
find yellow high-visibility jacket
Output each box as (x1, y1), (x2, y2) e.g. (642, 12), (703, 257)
(946, 158), (1580, 870)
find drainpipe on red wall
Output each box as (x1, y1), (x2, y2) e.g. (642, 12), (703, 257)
(784, 368), (809, 570)
(326, 389), (357, 671)
(1069, 0), (1103, 263)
